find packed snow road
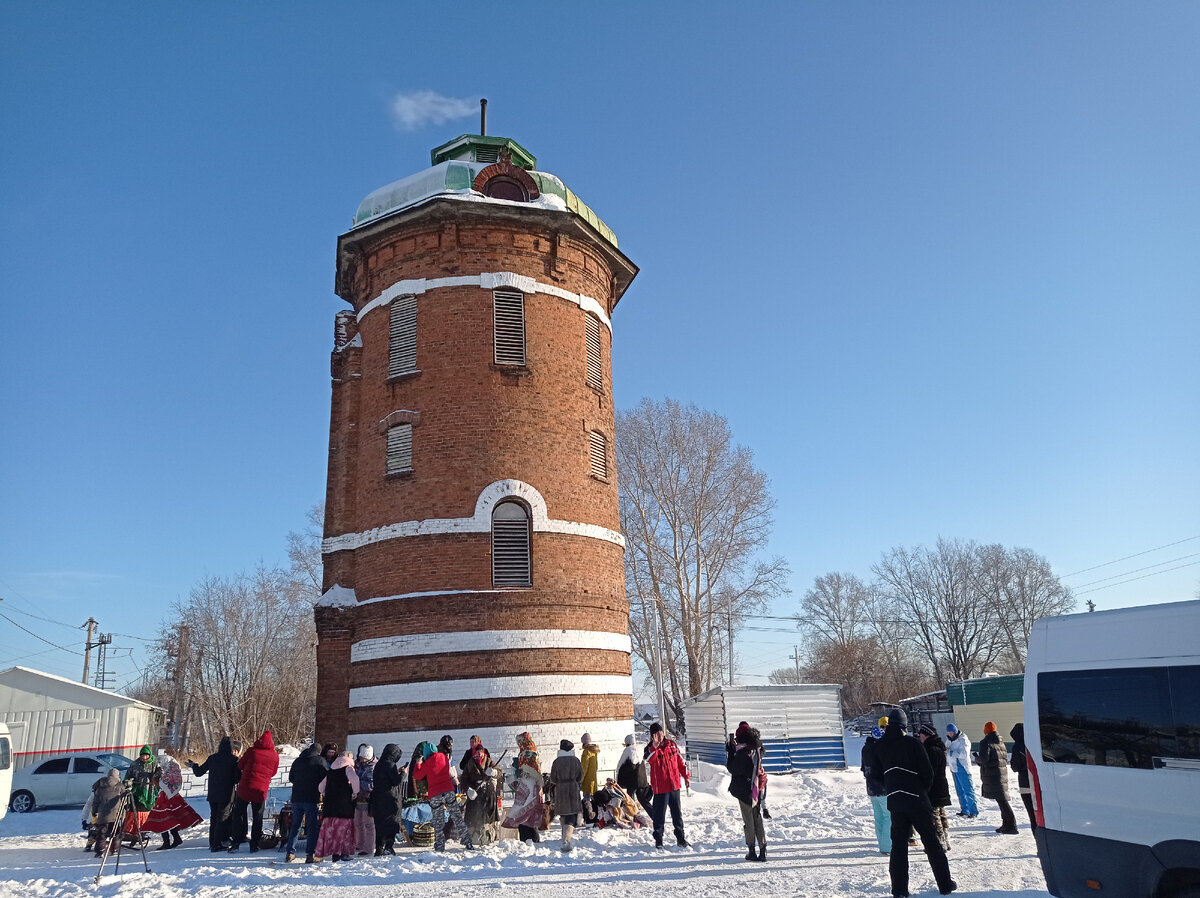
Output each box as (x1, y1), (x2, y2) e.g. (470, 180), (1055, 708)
(0, 758), (1050, 898)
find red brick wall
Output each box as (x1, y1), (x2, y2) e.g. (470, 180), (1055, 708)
(316, 202), (634, 748)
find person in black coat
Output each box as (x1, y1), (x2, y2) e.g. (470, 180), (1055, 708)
(872, 708), (957, 898)
(283, 743), (328, 862)
(369, 743), (406, 855)
(918, 724), (953, 851)
(726, 723), (766, 861)
(974, 722), (1018, 834)
(188, 735), (241, 852)
(1008, 723), (1037, 830)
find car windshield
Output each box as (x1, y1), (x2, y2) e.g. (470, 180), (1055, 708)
(96, 753), (132, 771)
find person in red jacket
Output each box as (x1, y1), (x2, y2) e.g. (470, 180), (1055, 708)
(230, 729), (279, 853)
(643, 723), (690, 848)
(414, 740), (473, 852)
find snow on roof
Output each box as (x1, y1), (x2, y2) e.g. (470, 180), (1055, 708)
(317, 584), (358, 608)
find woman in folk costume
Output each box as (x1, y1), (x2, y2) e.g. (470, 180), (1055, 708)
(315, 751), (360, 861)
(123, 745), (160, 836)
(144, 750), (203, 849)
(501, 732), (545, 843)
(460, 738), (501, 847)
(353, 744), (376, 856)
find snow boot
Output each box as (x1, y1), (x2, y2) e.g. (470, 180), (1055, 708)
(171, 830), (182, 848)
(285, 852), (296, 863)
(305, 853), (321, 863)
(756, 843), (766, 861)
(939, 882), (958, 895)
(744, 848), (757, 861)
(158, 833), (173, 851)
(560, 821), (574, 852)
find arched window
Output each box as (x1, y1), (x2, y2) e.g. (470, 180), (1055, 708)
(483, 175), (528, 202)
(491, 501), (531, 587)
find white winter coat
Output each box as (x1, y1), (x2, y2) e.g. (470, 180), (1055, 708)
(946, 732), (973, 774)
(614, 743), (639, 779)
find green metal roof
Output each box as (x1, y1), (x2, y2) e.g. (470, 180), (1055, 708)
(350, 136), (618, 249)
(944, 674), (1024, 707)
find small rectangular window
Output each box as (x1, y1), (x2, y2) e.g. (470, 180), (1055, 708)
(589, 430), (608, 480)
(386, 423), (413, 474)
(389, 294), (417, 377)
(585, 314), (603, 391)
(493, 289), (526, 366)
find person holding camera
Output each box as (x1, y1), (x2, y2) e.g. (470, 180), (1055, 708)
(726, 722), (767, 861)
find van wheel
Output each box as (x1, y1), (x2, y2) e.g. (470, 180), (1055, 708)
(9, 791), (35, 813)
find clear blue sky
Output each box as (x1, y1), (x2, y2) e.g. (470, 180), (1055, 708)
(2, 3), (1197, 691)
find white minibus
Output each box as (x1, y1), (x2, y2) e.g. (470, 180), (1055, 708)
(1024, 600), (1200, 898)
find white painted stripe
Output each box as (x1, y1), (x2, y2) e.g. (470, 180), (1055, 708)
(349, 674), (634, 708)
(351, 629), (633, 663)
(349, 719), (636, 770)
(323, 478), (625, 554)
(356, 271), (611, 332)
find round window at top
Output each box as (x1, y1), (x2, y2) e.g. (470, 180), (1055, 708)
(483, 176), (528, 202)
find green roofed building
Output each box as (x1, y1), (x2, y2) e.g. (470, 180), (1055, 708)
(946, 674), (1025, 750)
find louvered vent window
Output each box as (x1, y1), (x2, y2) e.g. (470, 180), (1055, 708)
(493, 289), (526, 366)
(589, 430), (608, 480)
(388, 294), (417, 377)
(585, 314), (603, 391)
(475, 145), (501, 164)
(386, 423), (413, 474)
(492, 501), (531, 587)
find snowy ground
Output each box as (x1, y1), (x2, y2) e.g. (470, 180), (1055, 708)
(0, 738), (1051, 898)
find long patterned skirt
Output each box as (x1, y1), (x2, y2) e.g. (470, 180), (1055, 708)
(143, 791), (204, 833)
(314, 816), (356, 858)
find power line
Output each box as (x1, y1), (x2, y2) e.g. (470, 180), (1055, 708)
(1071, 552), (1200, 590)
(0, 604), (84, 631)
(1075, 560), (1200, 597)
(0, 611), (85, 656)
(1062, 536), (1200, 578)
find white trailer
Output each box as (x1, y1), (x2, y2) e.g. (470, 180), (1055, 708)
(0, 666), (166, 771)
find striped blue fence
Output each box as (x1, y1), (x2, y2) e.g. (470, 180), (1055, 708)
(688, 735), (846, 772)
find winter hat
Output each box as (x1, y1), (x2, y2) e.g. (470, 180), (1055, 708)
(624, 734), (634, 746)
(984, 721), (997, 735)
(581, 732), (592, 745)
(889, 708), (908, 730)
(649, 722), (664, 736)
(735, 722), (753, 742)
(357, 743), (374, 761)
(871, 726), (884, 740)
(560, 739), (574, 751)
(322, 742), (339, 757)
(946, 724), (958, 735)
(877, 716), (889, 727)
(919, 724), (937, 738)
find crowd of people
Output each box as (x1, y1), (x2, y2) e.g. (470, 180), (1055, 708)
(860, 710), (1036, 897)
(77, 711), (1030, 889)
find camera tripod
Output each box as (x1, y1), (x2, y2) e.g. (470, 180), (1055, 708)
(94, 787), (151, 883)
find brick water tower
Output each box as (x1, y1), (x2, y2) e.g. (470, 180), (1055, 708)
(315, 120), (638, 760)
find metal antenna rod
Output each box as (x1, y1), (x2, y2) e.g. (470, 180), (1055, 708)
(480, 98), (487, 136)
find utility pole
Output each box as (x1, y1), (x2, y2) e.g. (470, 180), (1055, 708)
(169, 623), (189, 748)
(727, 601), (735, 685)
(92, 634), (113, 690)
(791, 644), (803, 684)
(649, 608), (668, 731)
(82, 617), (98, 684)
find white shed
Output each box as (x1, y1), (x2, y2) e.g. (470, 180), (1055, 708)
(0, 667), (166, 771)
(680, 684), (846, 771)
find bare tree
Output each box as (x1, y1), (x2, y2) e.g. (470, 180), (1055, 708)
(287, 503), (325, 600)
(977, 544), (1074, 672)
(618, 398), (789, 726)
(767, 667), (803, 685)
(872, 539), (1003, 684)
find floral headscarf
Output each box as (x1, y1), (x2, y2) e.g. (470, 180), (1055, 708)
(516, 731), (540, 774)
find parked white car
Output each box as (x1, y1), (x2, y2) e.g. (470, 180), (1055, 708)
(9, 752), (133, 813)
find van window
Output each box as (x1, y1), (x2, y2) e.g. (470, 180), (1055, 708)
(1170, 665), (1200, 760)
(0, 737), (10, 770)
(1039, 665), (1200, 768)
